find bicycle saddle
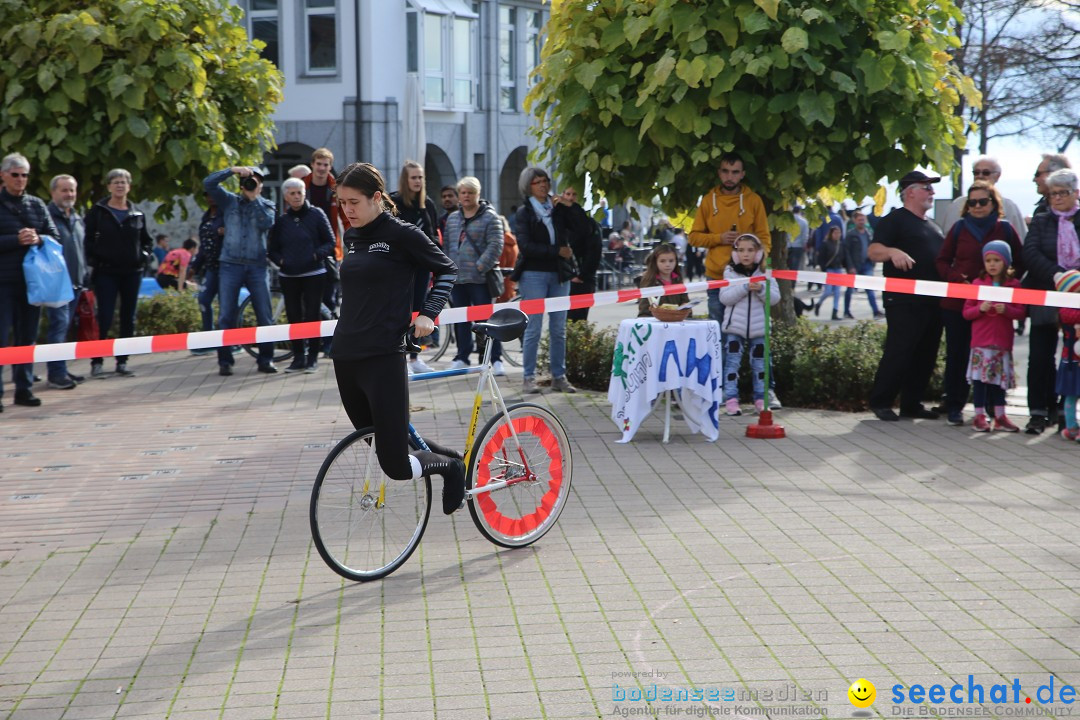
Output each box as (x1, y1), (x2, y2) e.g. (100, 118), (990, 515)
(474, 308), (528, 342)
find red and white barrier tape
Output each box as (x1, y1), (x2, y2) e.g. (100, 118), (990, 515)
(2, 272), (1078, 365)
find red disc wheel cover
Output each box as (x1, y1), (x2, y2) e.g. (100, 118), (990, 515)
(474, 414), (564, 537)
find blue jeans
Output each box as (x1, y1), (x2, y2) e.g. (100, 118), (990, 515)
(217, 261), (273, 367)
(518, 270), (569, 380)
(93, 271), (141, 365)
(706, 286), (726, 326)
(820, 267), (843, 311)
(451, 282), (501, 364)
(723, 333), (766, 401)
(198, 267), (219, 332)
(710, 285), (776, 392)
(844, 261), (880, 314)
(0, 284), (41, 398)
(45, 300), (74, 381)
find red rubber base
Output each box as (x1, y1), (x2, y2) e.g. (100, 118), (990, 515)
(746, 411), (786, 439)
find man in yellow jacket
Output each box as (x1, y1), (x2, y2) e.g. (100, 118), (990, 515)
(689, 152), (778, 407)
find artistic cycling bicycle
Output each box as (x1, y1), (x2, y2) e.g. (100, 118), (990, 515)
(309, 308), (574, 582)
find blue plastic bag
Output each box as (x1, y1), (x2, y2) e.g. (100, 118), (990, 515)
(23, 235), (74, 308)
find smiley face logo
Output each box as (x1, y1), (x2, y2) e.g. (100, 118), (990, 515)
(848, 678), (876, 708)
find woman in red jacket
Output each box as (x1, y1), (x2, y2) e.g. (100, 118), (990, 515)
(936, 181), (1023, 426)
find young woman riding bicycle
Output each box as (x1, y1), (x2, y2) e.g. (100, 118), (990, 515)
(330, 162), (466, 515)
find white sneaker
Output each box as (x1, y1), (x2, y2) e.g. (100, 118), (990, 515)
(769, 394), (782, 410)
(409, 358), (434, 374)
(449, 359), (469, 370)
(492, 361), (506, 376)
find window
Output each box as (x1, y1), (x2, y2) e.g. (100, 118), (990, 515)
(498, 7), (516, 111)
(525, 9), (543, 89)
(407, 10), (419, 73)
(248, 0), (279, 67)
(304, 0), (337, 74)
(452, 17), (473, 107)
(424, 13), (445, 105)
(407, 0), (477, 110)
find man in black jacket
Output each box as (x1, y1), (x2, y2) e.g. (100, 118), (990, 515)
(560, 186), (602, 322)
(0, 153), (59, 410)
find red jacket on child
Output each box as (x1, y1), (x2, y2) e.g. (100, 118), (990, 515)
(962, 276), (1026, 349)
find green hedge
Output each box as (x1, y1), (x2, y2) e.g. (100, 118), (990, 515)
(37, 290), (202, 343)
(135, 291), (203, 337)
(541, 316), (944, 411)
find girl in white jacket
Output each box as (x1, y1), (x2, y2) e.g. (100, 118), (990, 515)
(719, 234), (780, 415)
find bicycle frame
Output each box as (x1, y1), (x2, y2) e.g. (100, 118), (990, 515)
(407, 331), (535, 497)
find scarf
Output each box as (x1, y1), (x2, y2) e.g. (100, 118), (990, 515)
(528, 196), (556, 245)
(961, 214), (997, 245)
(1052, 205), (1080, 271)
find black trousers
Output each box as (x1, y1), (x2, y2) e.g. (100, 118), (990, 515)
(1027, 322), (1059, 417)
(566, 280), (594, 322)
(281, 274), (324, 362)
(93, 270), (141, 365)
(333, 354), (412, 480)
(941, 308), (972, 415)
(869, 302), (943, 411)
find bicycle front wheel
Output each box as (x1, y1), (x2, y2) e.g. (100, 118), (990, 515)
(466, 403), (573, 548)
(310, 429), (430, 582)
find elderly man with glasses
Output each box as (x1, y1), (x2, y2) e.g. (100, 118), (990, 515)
(936, 156), (1027, 241)
(0, 153), (60, 410)
(866, 171), (947, 421)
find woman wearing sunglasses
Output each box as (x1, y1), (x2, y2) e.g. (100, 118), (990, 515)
(935, 181), (1024, 426)
(1022, 167), (1080, 434)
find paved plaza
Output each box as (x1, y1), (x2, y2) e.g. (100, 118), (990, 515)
(1, 297), (1079, 720)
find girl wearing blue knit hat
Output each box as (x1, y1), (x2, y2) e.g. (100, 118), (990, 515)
(961, 240), (1026, 432)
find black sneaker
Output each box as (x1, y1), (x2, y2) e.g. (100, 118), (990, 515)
(14, 391), (42, 407)
(1025, 415), (1048, 435)
(67, 372), (85, 384)
(115, 362), (134, 376)
(441, 459), (467, 515)
(257, 363), (278, 374)
(871, 407), (900, 421)
(284, 361), (306, 374)
(946, 412), (964, 426)
(219, 365), (234, 377)
(900, 406), (940, 420)
(47, 377), (77, 390)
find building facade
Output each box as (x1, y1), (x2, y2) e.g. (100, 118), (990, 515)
(236, 0), (546, 217)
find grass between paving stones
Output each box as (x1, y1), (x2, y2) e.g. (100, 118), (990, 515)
(451, 519), (495, 719)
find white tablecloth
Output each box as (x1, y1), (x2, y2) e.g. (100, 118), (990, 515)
(608, 318), (723, 442)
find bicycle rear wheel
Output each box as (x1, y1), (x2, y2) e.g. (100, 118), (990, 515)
(240, 291), (295, 362)
(310, 429), (430, 581)
(466, 403), (573, 548)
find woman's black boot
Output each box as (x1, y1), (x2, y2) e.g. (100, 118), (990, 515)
(413, 451), (467, 514)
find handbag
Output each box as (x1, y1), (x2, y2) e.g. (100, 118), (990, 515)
(463, 233), (504, 299)
(24, 235), (75, 307)
(75, 289), (100, 341)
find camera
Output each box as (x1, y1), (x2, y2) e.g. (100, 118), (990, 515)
(240, 176), (259, 192)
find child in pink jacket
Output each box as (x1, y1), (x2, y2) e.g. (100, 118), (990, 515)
(962, 241), (1026, 432)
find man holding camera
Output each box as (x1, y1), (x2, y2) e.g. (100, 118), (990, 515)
(203, 166), (278, 376)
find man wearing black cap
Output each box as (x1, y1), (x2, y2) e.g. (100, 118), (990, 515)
(866, 171), (946, 421)
(203, 166), (278, 376)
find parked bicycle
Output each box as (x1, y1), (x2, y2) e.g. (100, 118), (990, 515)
(309, 308), (574, 581)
